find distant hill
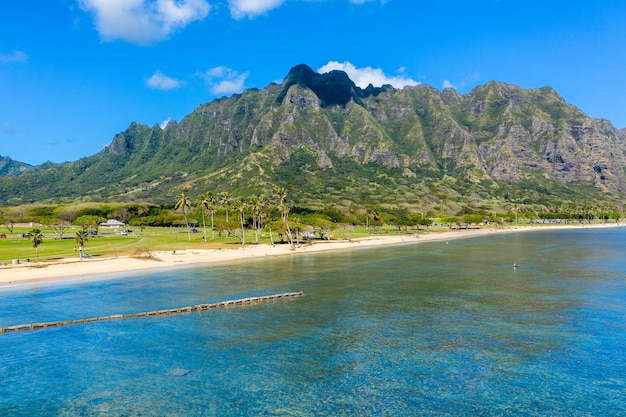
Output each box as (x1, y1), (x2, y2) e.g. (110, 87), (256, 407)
(1, 64), (625, 211)
(0, 156), (32, 177)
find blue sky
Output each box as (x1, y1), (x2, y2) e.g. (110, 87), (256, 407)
(1, 0), (626, 165)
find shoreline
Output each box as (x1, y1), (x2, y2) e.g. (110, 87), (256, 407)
(1, 223), (621, 287)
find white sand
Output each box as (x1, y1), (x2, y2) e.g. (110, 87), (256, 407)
(0, 224), (620, 286)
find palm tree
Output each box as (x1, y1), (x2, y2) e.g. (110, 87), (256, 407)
(219, 191), (233, 224)
(249, 195), (268, 244)
(508, 204), (520, 226)
(197, 192), (214, 243)
(274, 187), (293, 246)
(137, 205), (149, 217)
(175, 192), (192, 240)
(278, 202), (293, 247)
(232, 198), (247, 245)
(75, 230), (88, 258)
(257, 194), (269, 242)
(207, 193), (217, 239)
(365, 207), (379, 232)
(274, 186), (287, 205)
(28, 228), (44, 262)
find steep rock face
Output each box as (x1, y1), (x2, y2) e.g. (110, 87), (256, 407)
(277, 64), (362, 107)
(2, 64), (626, 204)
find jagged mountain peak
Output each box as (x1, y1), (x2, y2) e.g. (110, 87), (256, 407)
(1, 64), (625, 207)
(278, 64), (361, 107)
(0, 155), (32, 177)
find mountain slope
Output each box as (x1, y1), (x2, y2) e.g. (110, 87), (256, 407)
(0, 156), (32, 177)
(1, 64), (625, 209)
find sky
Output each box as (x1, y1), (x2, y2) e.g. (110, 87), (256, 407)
(1, 0), (626, 165)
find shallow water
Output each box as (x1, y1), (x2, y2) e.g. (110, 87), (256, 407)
(1, 228), (626, 416)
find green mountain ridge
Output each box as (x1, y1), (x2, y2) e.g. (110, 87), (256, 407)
(2, 64), (626, 211)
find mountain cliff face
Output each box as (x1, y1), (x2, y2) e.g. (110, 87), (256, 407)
(1, 64), (625, 208)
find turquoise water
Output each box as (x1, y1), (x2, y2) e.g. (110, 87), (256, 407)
(1, 228), (626, 416)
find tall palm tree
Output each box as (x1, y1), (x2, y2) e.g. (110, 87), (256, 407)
(197, 192), (214, 243)
(28, 228), (44, 262)
(274, 186), (287, 205)
(365, 207), (379, 232)
(175, 192), (192, 240)
(278, 202), (293, 247)
(219, 191), (232, 224)
(249, 195), (268, 244)
(257, 194), (269, 243)
(232, 198), (247, 245)
(207, 192), (217, 239)
(274, 187), (293, 246)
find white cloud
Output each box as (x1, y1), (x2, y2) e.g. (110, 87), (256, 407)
(78, 0), (211, 45)
(0, 50), (28, 64)
(201, 66), (250, 95)
(146, 70), (185, 90)
(160, 117), (174, 129)
(442, 73), (481, 92)
(228, 0), (285, 19)
(317, 61), (419, 89)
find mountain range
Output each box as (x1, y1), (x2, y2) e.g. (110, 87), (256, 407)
(2, 64), (626, 211)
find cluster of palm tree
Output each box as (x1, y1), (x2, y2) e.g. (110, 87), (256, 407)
(174, 187), (294, 246)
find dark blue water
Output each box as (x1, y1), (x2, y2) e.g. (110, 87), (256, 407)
(1, 228), (626, 416)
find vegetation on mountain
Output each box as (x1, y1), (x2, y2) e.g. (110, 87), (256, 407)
(1, 64), (625, 221)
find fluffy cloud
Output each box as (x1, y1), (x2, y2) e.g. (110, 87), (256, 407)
(201, 66), (250, 95)
(228, 0), (285, 19)
(78, 0), (211, 45)
(317, 61), (419, 89)
(0, 50), (28, 64)
(443, 80), (454, 89)
(146, 70), (185, 90)
(160, 117), (174, 129)
(442, 73), (480, 92)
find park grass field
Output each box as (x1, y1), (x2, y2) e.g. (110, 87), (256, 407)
(1, 224), (431, 264)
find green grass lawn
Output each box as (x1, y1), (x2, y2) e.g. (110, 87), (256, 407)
(0, 226), (233, 263)
(0, 224), (442, 264)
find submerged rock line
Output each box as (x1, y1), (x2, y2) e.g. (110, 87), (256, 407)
(0, 292), (304, 334)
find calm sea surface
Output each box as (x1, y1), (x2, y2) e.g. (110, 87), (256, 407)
(1, 228), (626, 416)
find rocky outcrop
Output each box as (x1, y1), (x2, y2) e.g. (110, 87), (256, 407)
(2, 64), (626, 204)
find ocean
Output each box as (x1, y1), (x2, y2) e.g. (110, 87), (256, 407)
(1, 227), (625, 416)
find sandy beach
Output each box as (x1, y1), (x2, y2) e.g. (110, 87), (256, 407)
(1, 224), (621, 287)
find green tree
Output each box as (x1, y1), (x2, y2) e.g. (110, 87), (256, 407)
(274, 186), (293, 246)
(28, 228), (44, 261)
(207, 193), (217, 239)
(197, 192), (214, 243)
(0, 209), (16, 233)
(175, 192), (192, 241)
(365, 207), (379, 232)
(232, 198), (247, 245)
(219, 191), (232, 224)
(137, 205), (150, 217)
(75, 230), (88, 258)
(42, 218), (71, 239)
(249, 194), (269, 244)
(74, 215), (106, 234)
